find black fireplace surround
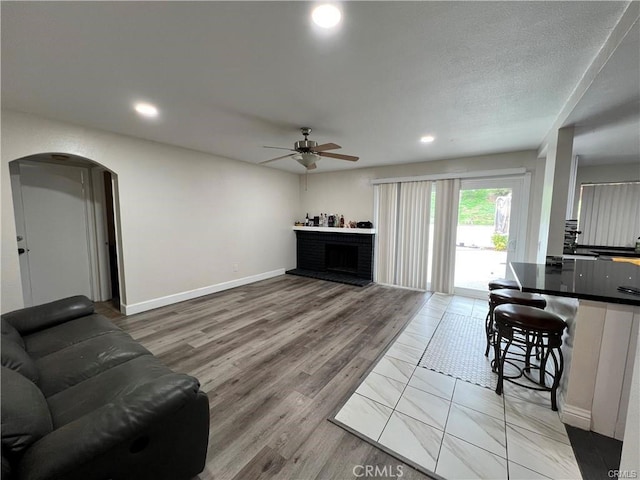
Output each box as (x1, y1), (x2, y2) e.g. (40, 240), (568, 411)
(288, 230), (374, 286)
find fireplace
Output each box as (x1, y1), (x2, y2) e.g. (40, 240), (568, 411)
(288, 229), (374, 286)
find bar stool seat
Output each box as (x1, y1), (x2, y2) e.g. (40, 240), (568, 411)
(493, 304), (567, 410)
(488, 278), (519, 291)
(496, 306), (563, 332)
(489, 289), (547, 309)
(485, 289), (547, 356)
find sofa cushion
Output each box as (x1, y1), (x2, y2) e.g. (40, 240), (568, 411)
(23, 314), (122, 359)
(1, 318), (24, 349)
(35, 331), (151, 397)
(1, 367), (53, 456)
(47, 355), (175, 428)
(1, 338), (39, 384)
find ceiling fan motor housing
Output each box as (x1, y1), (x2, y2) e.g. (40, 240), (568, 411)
(295, 140), (318, 152)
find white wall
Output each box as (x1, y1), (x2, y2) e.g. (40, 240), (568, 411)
(571, 163), (640, 219)
(299, 150), (543, 261)
(1, 110), (299, 314)
(0, 112), (546, 315)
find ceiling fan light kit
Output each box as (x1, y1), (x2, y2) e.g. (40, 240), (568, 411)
(294, 152), (320, 169)
(261, 127), (359, 171)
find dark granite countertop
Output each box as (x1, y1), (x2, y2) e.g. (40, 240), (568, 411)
(510, 260), (640, 306)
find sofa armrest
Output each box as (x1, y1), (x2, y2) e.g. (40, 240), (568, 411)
(18, 373), (208, 480)
(2, 296), (95, 335)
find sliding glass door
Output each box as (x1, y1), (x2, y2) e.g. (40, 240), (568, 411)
(454, 176), (529, 297)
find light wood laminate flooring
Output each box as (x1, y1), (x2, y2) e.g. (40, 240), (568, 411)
(103, 275), (431, 480)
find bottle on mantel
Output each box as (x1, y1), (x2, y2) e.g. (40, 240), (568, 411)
(340, 215), (345, 228)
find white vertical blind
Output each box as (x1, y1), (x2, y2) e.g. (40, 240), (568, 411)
(374, 183), (398, 284)
(396, 181), (432, 289)
(431, 178), (460, 293)
(579, 182), (640, 247)
(375, 181), (432, 289)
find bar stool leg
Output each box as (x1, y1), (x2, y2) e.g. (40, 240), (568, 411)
(540, 339), (548, 386)
(495, 333), (512, 396)
(484, 303), (493, 357)
(524, 332), (533, 373)
(495, 334), (503, 395)
(548, 343), (564, 412)
(492, 326), (501, 373)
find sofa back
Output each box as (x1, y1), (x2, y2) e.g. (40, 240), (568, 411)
(2, 296), (94, 335)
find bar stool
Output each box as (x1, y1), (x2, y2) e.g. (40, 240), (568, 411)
(488, 278), (519, 291)
(485, 289), (547, 357)
(493, 304), (567, 410)
(485, 279), (519, 353)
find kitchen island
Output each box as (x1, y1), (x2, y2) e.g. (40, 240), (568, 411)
(510, 259), (639, 473)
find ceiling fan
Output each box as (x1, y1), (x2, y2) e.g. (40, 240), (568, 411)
(261, 127), (359, 170)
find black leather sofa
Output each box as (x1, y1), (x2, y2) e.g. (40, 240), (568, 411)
(1, 296), (209, 480)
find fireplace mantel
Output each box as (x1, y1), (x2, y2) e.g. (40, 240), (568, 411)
(293, 226), (376, 235)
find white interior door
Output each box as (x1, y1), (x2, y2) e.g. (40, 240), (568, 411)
(18, 161), (94, 305)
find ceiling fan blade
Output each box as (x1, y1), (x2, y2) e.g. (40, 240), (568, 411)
(263, 146), (296, 151)
(260, 153), (295, 164)
(312, 142), (341, 152)
(307, 162), (317, 170)
(318, 152), (359, 162)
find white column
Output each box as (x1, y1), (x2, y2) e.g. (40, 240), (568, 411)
(537, 126), (575, 262)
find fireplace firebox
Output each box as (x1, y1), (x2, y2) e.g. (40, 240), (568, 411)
(325, 244), (358, 274)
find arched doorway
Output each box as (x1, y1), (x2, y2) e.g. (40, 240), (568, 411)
(9, 153), (122, 310)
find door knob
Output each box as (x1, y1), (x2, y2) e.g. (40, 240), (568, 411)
(18, 248), (26, 255)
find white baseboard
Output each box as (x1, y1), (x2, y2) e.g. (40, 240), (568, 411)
(561, 401), (592, 431)
(121, 268), (285, 315)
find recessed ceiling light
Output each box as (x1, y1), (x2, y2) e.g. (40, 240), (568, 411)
(312, 4), (342, 28)
(134, 102), (158, 118)
(420, 135), (435, 143)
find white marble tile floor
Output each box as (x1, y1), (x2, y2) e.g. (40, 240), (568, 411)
(333, 293), (582, 480)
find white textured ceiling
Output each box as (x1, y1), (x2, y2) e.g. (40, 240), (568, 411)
(1, 1), (638, 173)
